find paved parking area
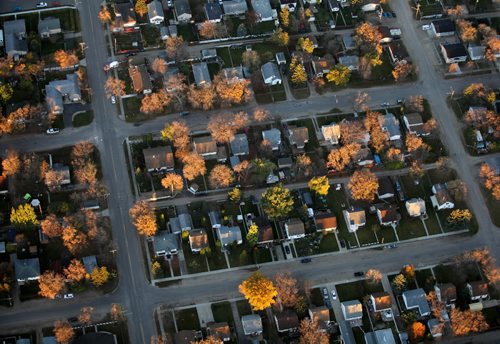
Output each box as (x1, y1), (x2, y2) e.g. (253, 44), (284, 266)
(0, 0), (75, 14)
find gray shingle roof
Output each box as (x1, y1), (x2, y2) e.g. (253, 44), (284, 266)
(262, 128), (281, 149)
(192, 62), (211, 86)
(223, 0), (248, 15)
(403, 288), (430, 316)
(230, 133), (249, 156)
(153, 231), (179, 254)
(218, 226), (242, 246)
(14, 257), (40, 281)
(251, 0), (273, 20)
(148, 0), (165, 20)
(45, 74), (81, 114)
(38, 17), (61, 36)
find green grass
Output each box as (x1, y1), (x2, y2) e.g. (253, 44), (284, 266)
(72, 110), (94, 127)
(177, 24), (196, 42)
(319, 233), (339, 253)
(253, 247), (273, 264)
(336, 280), (384, 302)
(123, 97), (144, 122)
(227, 245), (251, 267)
(141, 25), (161, 47)
(182, 241), (209, 274)
(216, 47), (232, 67)
(425, 208), (443, 235)
(397, 212), (427, 241)
(175, 308), (200, 331)
(236, 300), (252, 316)
(211, 302), (234, 324)
(481, 186), (500, 227)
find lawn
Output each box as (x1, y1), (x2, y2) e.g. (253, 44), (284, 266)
(325, 189), (359, 248)
(236, 300), (252, 316)
(335, 280), (384, 302)
(211, 302), (234, 324)
(310, 288), (325, 307)
(253, 247), (273, 264)
(182, 241), (209, 274)
(175, 308), (200, 331)
(123, 97), (145, 122)
(319, 233), (339, 253)
(481, 186), (500, 227)
(72, 110), (94, 127)
(216, 47), (232, 67)
(397, 212), (427, 241)
(227, 244), (251, 267)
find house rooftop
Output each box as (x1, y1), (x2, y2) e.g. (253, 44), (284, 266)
(208, 210), (222, 228)
(364, 328), (396, 344)
(148, 0), (164, 19)
(288, 126), (309, 148)
(468, 281), (489, 297)
(321, 123), (341, 144)
(129, 65), (152, 93)
(403, 288), (430, 316)
(222, 0), (248, 15)
(405, 113), (424, 125)
(206, 322), (231, 341)
(14, 257), (40, 281)
(432, 19), (455, 33)
(82, 255), (98, 274)
(230, 133), (249, 155)
(345, 207), (366, 226)
(405, 198), (426, 217)
(435, 283), (457, 303)
(341, 300), (363, 320)
(174, 0), (192, 16)
(275, 310), (299, 331)
(378, 206), (401, 223)
(442, 43), (467, 58)
(218, 226), (242, 246)
(314, 212), (337, 231)
(285, 218), (305, 237)
(205, 3), (223, 21)
(251, 0), (273, 20)
(192, 62), (211, 86)
(143, 146), (174, 171)
(153, 231), (179, 254)
(432, 184), (454, 206)
(262, 128), (282, 149)
(189, 229), (208, 251)
(241, 314), (263, 335)
(45, 74), (81, 114)
(371, 292), (392, 311)
(378, 177), (395, 197)
(194, 136), (217, 155)
(174, 330), (197, 344)
(38, 17), (61, 35)
(380, 113), (401, 139)
(261, 62), (280, 83)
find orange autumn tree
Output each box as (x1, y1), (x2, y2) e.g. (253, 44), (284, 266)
(64, 259), (86, 282)
(213, 71), (251, 107)
(274, 272), (300, 308)
(41, 214), (63, 238)
(348, 169), (379, 202)
(161, 173), (184, 195)
(61, 226), (88, 255)
(54, 320), (75, 344)
(209, 165), (234, 189)
(181, 153), (207, 181)
(129, 200), (157, 237)
(39, 271), (65, 299)
(479, 163), (500, 200)
(239, 272), (277, 311)
(79, 306), (94, 325)
(53, 50), (79, 68)
(299, 319), (329, 344)
(408, 322), (426, 343)
(450, 308), (489, 336)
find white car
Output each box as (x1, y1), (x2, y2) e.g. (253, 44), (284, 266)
(36, 2), (48, 8)
(422, 24), (431, 31)
(331, 289), (337, 300)
(63, 293), (74, 299)
(46, 128), (60, 135)
(111, 95), (116, 104)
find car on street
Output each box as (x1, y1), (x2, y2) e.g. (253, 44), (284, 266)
(397, 99), (404, 105)
(354, 271), (365, 277)
(331, 289), (337, 300)
(391, 12), (397, 17)
(284, 245), (291, 255)
(67, 317), (78, 322)
(322, 288), (329, 299)
(46, 128), (60, 135)
(64, 293), (74, 299)
(180, 111), (190, 116)
(111, 95), (116, 104)
(380, 102), (390, 107)
(301, 258), (312, 263)
(37, 2), (48, 8)
(13, 6), (23, 11)
(422, 24), (431, 30)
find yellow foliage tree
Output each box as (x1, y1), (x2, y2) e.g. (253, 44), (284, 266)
(261, 184), (294, 220)
(447, 209), (472, 224)
(134, 0), (148, 16)
(326, 64), (351, 86)
(296, 37), (314, 54)
(280, 7), (289, 28)
(90, 266), (110, 286)
(239, 272), (277, 311)
(161, 173), (184, 195)
(10, 204), (39, 228)
(290, 57), (307, 84)
(53, 50), (79, 68)
(308, 176), (330, 196)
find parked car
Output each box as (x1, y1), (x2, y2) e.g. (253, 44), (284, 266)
(36, 2), (48, 8)
(180, 111), (190, 117)
(64, 293), (74, 299)
(422, 24), (431, 30)
(46, 128), (60, 135)
(67, 317), (78, 322)
(322, 288), (329, 298)
(301, 258), (312, 264)
(284, 245), (291, 255)
(354, 271), (365, 277)
(391, 12), (397, 17)
(13, 6), (23, 11)
(380, 102), (390, 107)
(111, 95), (116, 104)
(339, 239), (346, 248)
(331, 289), (337, 300)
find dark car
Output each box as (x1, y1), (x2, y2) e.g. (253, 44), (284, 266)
(180, 111), (190, 117)
(301, 258), (312, 264)
(284, 245), (291, 255)
(339, 239), (346, 248)
(391, 12), (397, 17)
(354, 271), (365, 277)
(67, 317), (78, 323)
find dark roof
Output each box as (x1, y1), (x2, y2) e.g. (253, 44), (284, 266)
(14, 257), (40, 281)
(387, 41), (409, 61)
(378, 177), (395, 197)
(314, 212), (337, 230)
(73, 333), (116, 344)
(193, 136), (217, 155)
(128, 65), (152, 93)
(372, 292), (392, 311)
(378, 206), (401, 223)
(378, 26), (391, 39)
(207, 322), (231, 341)
(433, 184), (454, 206)
(175, 0), (192, 16)
(442, 43), (467, 58)
(205, 3), (223, 20)
(143, 146), (174, 171)
(275, 310), (299, 331)
(175, 330), (197, 344)
(356, 148), (374, 163)
(435, 283), (457, 302)
(469, 281), (489, 296)
(256, 218), (274, 243)
(432, 19), (455, 33)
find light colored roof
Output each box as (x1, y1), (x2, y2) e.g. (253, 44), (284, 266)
(338, 55), (359, 68)
(321, 123), (341, 142)
(50, 163), (71, 184)
(230, 133), (249, 155)
(82, 256), (98, 274)
(207, 322), (231, 341)
(194, 135), (217, 155)
(380, 113), (401, 138)
(286, 218), (305, 237)
(403, 288), (430, 316)
(433, 184), (454, 206)
(218, 226), (242, 246)
(4, 20), (26, 35)
(222, 66), (244, 80)
(222, 0), (248, 15)
(371, 292), (392, 311)
(189, 229), (208, 251)
(38, 17), (61, 34)
(405, 198), (426, 217)
(192, 62), (211, 86)
(242, 314), (262, 334)
(346, 207), (366, 226)
(14, 257), (40, 281)
(42, 337), (57, 344)
(45, 74), (81, 114)
(262, 128), (281, 149)
(309, 306), (330, 324)
(178, 213), (193, 230)
(341, 300), (363, 320)
(143, 146), (174, 171)
(364, 328), (396, 344)
(153, 231), (179, 253)
(261, 62), (280, 80)
(342, 34), (356, 49)
(251, 0), (273, 20)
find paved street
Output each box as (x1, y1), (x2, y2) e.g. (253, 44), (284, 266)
(0, 0), (499, 343)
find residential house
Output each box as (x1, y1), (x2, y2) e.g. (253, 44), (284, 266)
(441, 43), (468, 64)
(38, 18), (61, 38)
(361, 0), (380, 12)
(230, 133), (249, 156)
(217, 226), (243, 246)
(274, 310), (299, 333)
(174, 0), (192, 22)
(217, 145), (227, 163)
(466, 281), (489, 301)
(327, 0), (340, 12)
(312, 58), (333, 77)
(241, 314), (263, 336)
(338, 55), (360, 71)
(148, 0), (165, 24)
(206, 322), (231, 342)
(314, 212), (337, 232)
(288, 125), (309, 150)
(387, 41), (409, 65)
(82, 256), (98, 274)
(169, 213), (193, 233)
(376, 205), (401, 227)
(377, 177), (395, 199)
(343, 207), (366, 232)
(153, 231), (179, 256)
(192, 62), (211, 86)
(201, 48), (217, 60)
(262, 128), (282, 150)
(261, 62), (282, 85)
(341, 300), (363, 327)
(308, 307), (331, 332)
(193, 136), (218, 157)
(205, 3), (223, 22)
(378, 26), (392, 43)
(208, 210), (222, 229)
(431, 19), (455, 37)
(405, 198), (427, 217)
(285, 218), (305, 239)
(175, 330), (197, 344)
(276, 52), (287, 65)
(113, 2), (136, 31)
(278, 157), (293, 170)
(364, 329), (396, 344)
(47, 163), (71, 185)
(129, 65), (153, 94)
(379, 113), (401, 141)
(355, 148), (374, 166)
(221, 66), (244, 80)
(321, 123), (341, 145)
(434, 283), (457, 306)
(189, 229), (208, 253)
(403, 113), (429, 137)
(430, 184), (455, 210)
(14, 257), (40, 284)
(370, 292), (392, 312)
(160, 26), (170, 40)
(4, 20), (28, 58)
(222, 0), (248, 16)
(468, 44), (486, 61)
(428, 318), (443, 339)
(251, 0), (275, 22)
(256, 218), (274, 245)
(342, 34), (356, 51)
(143, 146), (174, 172)
(45, 74), (81, 115)
(402, 288), (431, 316)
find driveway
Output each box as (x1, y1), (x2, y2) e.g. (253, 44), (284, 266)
(63, 103), (91, 128)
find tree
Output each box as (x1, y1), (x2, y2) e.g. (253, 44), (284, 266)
(38, 271), (65, 299)
(253, 108), (270, 122)
(406, 95), (424, 113)
(480, 163), (500, 200)
(354, 22), (382, 62)
(44, 169), (66, 191)
(62, 226), (88, 254)
(2, 149), (20, 176)
(409, 161), (425, 179)
(228, 187), (242, 202)
(199, 21), (218, 39)
(364, 111), (387, 153)
(392, 61), (413, 82)
(209, 165), (234, 189)
(447, 209), (472, 224)
(326, 64), (351, 86)
(11, 204), (39, 228)
(408, 322), (426, 343)
(386, 148), (402, 161)
(74, 163), (97, 186)
(140, 91), (172, 115)
(195, 336), (223, 344)
(348, 170), (379, 202)
(161, 121), (190, 153)
(164, 74), (188, 109)
(98, 6), (111, 23)
(242, 50), (260, 70)
(326, 143), (360, 171)
(129, 200), (157, 237)
(392, 273), (407, 291)
(274, 272), (299, 308)
(354, 91), (370, 111)
(151, 57), (168, 74)
(271, 28), (289, 46)
(308, 176), (330, 196)
(366, 269), (382, 284)
(340, 120), (365, 145)
(457, 19), (477, 43)
(187, 84), (216, 110)
(239, 272), (277, 311)
(296, 154), (312, 175)
(423, 118), (438, 133)
(41, 214), (63, 238)
(296, 37), (315, 54)
(161, 173), (184, 195)
(290, 57), (307, 84)
(165, 36), (187, 62)
(54, 320), (75, 344)
(104, 76), (126, 98)
(64, 259), (86, 282)
(246, 224), (258, 247)
(450, 308), (489, 336)
(208, 112), (248, 143)
(79, 307), (93, 325)
(280, 7), (290, 27)
(90, 266), (110, 286)
(261, 184), (294, 220)
(181, 153), (206, 181)
(464, 107), (494, 130)
(111, 304), (123, 321)
(213, 72), (251, 107)
(134, 0), (148, 16)
(71, 141), (94, 167)
(405, 134), (428, 153)
(0, 83), (13, 103)
(447, 5), (466, 19)
(53, 50), (79, 68)
(299, 319), (329, 344)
